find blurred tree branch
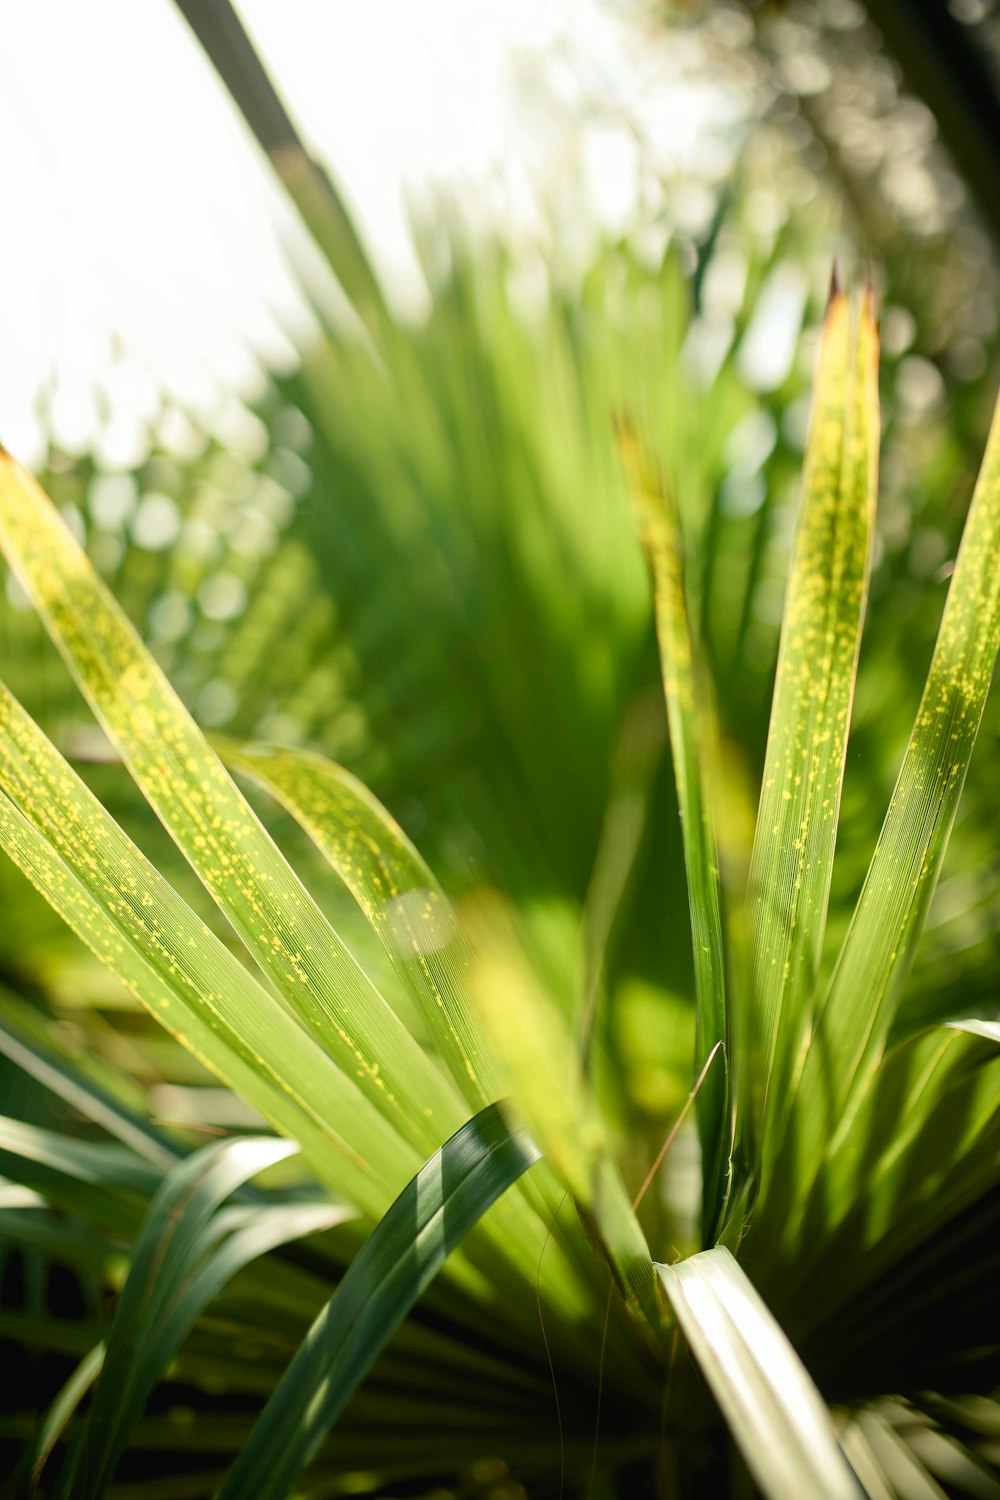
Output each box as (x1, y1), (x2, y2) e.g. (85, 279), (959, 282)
(844, 0), (1000, 250)
(173, 0), (389, 343)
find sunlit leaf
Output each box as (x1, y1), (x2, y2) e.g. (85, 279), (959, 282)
(468, 895), (663, 1345)
(216, 737), (501, 1109)
(744, 284), (879, 1169)
(790, 379), (1000, 1182)
(948, 1017), (1000, 1043)
(211, 738), (601, 1336)
(658, 1247), (861, 1500)
(0, 681), (416, 1214)
(0, 448), (465, 1156)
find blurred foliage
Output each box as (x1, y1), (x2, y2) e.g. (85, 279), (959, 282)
(1, 0), (999, 1493)
(4, 185), (996, 1110)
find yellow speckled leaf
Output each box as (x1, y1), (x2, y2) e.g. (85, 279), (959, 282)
(0, 682), (413, 1216)
(215, 739), (503, 1112)
(0, 449), (463, 1155)
(744, 287), (879, 1168)
(796, 377), (1000, 1163)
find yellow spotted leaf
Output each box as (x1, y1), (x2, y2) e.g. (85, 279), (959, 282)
(0, 448), (464, 1155)
(744, 286), (879, 1168)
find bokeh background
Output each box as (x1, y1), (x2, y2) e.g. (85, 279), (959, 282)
(1, 1), (999, 1487)
(3, 0), (997, 1100)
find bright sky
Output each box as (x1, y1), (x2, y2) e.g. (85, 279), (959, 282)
(0, 1), (734, 466)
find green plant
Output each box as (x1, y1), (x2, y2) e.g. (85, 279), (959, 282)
(0, 257), (999, 1498)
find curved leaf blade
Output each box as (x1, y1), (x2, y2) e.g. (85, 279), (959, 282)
(75, 1136), (349, 1500)
(12, 1343), (105, 1498)
(658, 1247), (861, 1500)
(215, 1102), (540, 1500)
(0, 1005), (179, 1172)
(217, 738), (502, 1110)
(948, 1017), (1000, 1043)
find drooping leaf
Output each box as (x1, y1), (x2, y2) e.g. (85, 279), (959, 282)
(0, 1003), (179, 1171)
(214, 1102), (540, 1500)
(658, 1247), (861, 1500)
(72, 1136), (349, 1500)
(948, 1017), (1000, 1043)
(0, 1114), (160, 1216)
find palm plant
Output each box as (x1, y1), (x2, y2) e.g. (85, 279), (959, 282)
(2, 4), (1000, 1495)
(0, 251), (998, 1498)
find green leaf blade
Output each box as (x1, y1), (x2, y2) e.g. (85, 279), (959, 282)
(217, 739), (503, 1110)
(215, 1102), (540, 1500)
(744, 287), (879, 1165)
(793, 379), (1000, 1176)
(0, 451), (463, 1154)
(76, 1136), (348, 1500)
(0, 682), (415, 1213)
(618, 420), (731, 1240)
(658, 1247), (861, 1500)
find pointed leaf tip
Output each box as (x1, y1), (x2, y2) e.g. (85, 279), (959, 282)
(827, 259), (842, 306)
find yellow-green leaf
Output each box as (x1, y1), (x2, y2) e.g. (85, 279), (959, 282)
(618, 420), (731, 1239)
(467, 894), (663, 1347)
(744, 286), (879, 1167)
(0, 681), (413, 1216)
(793, 381), (1000, 1178)
(216, 738), (502, 1110)
(0, 449), (463, 1155)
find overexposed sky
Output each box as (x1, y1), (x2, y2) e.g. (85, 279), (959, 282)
(0, 0), (735, 465)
